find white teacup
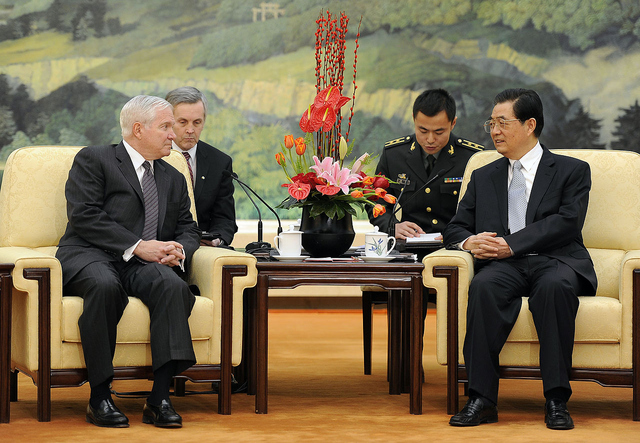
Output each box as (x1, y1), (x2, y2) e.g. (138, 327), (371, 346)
(274, 229), (303, 257)
(365, 228), (396, 257)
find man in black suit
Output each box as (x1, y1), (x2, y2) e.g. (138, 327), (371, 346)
(56, 95), (201, 428)
(369, 88), (483, 239)
(445, 89), (597, 430)
(165, 86), (237, 247)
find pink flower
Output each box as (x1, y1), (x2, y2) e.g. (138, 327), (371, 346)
(310, 156), (335, 176)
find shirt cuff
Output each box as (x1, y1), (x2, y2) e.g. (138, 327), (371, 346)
(123, 240), (142, 262)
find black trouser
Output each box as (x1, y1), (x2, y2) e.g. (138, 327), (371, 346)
(463, 255), (582, 404)
(66, 259), (196, 387)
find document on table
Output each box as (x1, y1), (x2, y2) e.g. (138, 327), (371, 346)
(405, 233), (442, 244)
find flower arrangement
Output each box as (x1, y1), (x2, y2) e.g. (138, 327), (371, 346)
(276, 10), (394, 220)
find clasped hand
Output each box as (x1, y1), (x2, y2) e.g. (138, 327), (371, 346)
(134, 240), (185, 266)
(462, 232), (513, 260)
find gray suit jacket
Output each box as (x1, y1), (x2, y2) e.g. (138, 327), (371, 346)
(56, 143), (201, 286)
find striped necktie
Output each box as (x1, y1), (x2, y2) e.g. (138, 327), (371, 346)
(182, 151), (194, 186)
(141, 161), (158, 240)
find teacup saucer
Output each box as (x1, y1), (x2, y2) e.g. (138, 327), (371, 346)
(361, 255), (395, 262)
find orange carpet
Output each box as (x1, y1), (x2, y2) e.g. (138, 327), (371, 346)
(2, 309), (639, 442)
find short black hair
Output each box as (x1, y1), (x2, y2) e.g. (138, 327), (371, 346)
(412, 88), (456, 122)
(494, 88), (544, 138)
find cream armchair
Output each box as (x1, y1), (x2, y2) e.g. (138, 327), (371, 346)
(423, 149), (640, 420)
(0, 146), (257, 422)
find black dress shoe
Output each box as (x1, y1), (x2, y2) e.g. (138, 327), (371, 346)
(86, 398), (129, 428)
(142, 399), (182, 428)
(545, 399), (574, 430)
(449, 397), (498, 426)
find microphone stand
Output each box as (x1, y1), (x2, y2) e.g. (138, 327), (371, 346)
(224, 170), (283, 255)
(388, 169), (446, 244)
(235, 180), (271, 252)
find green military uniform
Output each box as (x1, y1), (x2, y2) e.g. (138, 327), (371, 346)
(369, 133), (483, 234)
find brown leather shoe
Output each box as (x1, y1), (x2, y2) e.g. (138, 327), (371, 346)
(449, 397), (498, 426)
(86, 398), (129, 428)
(142, 399), (182, 428)
(545, 399), (574, 430)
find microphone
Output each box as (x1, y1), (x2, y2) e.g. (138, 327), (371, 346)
(391, 169), (446, 217)
(223, 170), (283, 253)
(388, 174), (409, 237)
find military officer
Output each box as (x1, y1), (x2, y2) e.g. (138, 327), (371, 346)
(369, 88), (483, 239)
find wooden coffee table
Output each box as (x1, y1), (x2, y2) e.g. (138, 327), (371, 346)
(242, 259), (425, 414)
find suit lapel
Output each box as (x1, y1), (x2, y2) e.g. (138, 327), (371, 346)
(526, 148), (556, 224)
(115, 142), (144, 202)
(490, 157), (510, 233)
(405, 140), (429, 184)
(195, 145), (209, 201)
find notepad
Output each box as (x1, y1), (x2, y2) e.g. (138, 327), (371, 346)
(405, 233), (442, 244)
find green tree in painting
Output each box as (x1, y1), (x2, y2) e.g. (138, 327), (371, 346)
(545, 102), (605, 149)
(611, 100), (640, 153)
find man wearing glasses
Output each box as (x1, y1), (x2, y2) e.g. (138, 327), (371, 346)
(444, 89), (597, 430)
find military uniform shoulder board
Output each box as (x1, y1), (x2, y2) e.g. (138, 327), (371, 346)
(384, 135), (412, 149)
(457, 138), (484, 151)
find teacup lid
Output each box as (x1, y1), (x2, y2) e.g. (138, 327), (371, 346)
(281, 224), (301, 234)
(366, 226), (386, 235)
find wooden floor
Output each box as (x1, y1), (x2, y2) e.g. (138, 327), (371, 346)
(3, 309), (640, 442)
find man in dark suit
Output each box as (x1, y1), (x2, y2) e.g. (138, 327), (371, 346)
(56, 95), (201, 428)
(444, 89), (597, 430)
(369, 88), (483, 239)
(165, 86), (237, 247)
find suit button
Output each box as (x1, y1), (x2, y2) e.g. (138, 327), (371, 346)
(432, 219), (438, 225)
(426, 207), (432, 212)
(453, 190), (458, 195)
(425, 188), (431, 194)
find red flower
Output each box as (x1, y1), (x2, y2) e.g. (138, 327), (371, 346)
(374, 187), (387, 198)
(284, 134), (294, 149)
(373, 204), (386, 218)
(291, 172), (319, 185)
(299, 85), (351, 133)
(282, 181), (311, 200)
(275, 152), (285, 165)
(383, 193), (397, 204)
(316, 184), (341, 195)
(350, 190), (364, 198)
(295, 137), (306, 155)
(373, 176), (389, 189)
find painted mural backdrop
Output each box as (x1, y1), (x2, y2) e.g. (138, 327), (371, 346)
(0, 0), (639, 219)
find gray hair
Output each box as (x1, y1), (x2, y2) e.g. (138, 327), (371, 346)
(120, 95), (173, 138)
(165, 86), (208, 117)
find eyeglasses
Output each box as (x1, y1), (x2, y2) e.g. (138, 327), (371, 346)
(483, 118), (521, 133)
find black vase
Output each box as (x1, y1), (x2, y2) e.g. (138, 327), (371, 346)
(300, 206), (355, 257)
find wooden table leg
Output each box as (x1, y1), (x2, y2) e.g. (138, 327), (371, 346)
(0, 265), (14, 423)
(401, 290), (411, 394)
(244, 287), (257, 396)
(388, 290), (402, 395)
(410, 274), (423, 414)
(255, 273), (269, 414)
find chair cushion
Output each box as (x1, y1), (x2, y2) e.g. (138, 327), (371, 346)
(62, 296), (214, 343)
(507, 295), (621, 344)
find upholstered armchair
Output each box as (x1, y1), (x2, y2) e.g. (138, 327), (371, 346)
(0, 146), (257, 422)
(423, 149), (640, 420)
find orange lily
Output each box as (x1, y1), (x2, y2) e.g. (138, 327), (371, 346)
(295, 137), (306, 155)
(284, 134), (294, 149)
(373, 204), (386, 218)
